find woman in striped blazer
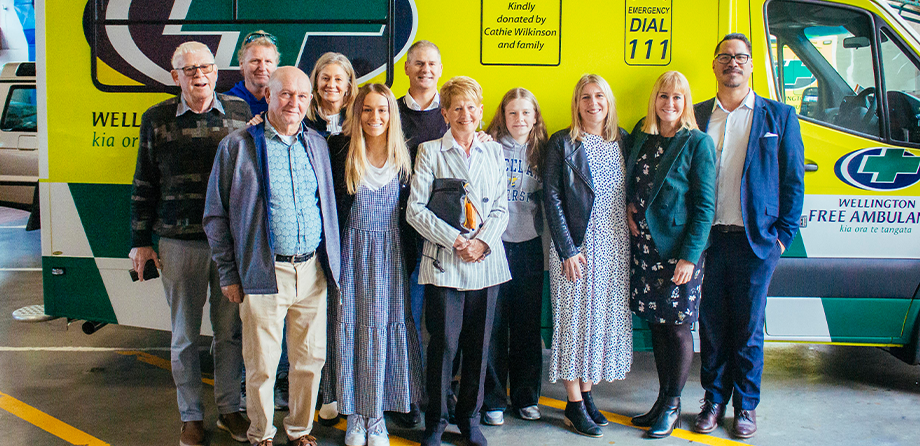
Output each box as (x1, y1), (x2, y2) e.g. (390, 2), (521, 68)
(406, 76), (511, 446)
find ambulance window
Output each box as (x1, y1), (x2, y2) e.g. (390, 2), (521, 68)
(879, 28), (920, 144)
(766, 1), (879, 137)
(0, 86), (37, 133)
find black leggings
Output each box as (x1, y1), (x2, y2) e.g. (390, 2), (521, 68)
(649, 323), (693, 398)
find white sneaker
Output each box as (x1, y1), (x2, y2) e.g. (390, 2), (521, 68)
(344, 414), (367, 446)
(367, 416), (389, 446)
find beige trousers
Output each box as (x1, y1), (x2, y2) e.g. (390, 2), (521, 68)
(241, 257), (327, 443)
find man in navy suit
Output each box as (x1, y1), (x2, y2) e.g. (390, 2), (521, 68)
(692, 33), (805, 439)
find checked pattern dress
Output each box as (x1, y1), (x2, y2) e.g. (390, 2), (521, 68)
(335, 177), (423, 418)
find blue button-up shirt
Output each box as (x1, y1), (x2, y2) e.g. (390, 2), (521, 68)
(264, 120), (322, 256)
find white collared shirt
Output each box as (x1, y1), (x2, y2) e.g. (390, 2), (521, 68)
(404, 91), (440, 111)
(442, 130), (485, 169)
(708, 89), (755, 226)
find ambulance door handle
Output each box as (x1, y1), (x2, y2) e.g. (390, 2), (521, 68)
(804, 160), (818, 172)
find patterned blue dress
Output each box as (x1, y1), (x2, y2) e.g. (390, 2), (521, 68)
(548, 133), (632, 384)
(335, 177), (422, 417)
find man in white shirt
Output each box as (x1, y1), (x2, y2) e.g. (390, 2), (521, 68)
(691, 33), (805, 440)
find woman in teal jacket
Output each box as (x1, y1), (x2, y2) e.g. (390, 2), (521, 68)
(624, 71), (716, 438)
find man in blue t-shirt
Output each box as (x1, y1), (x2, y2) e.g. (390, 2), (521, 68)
(226, 30), (279, 116)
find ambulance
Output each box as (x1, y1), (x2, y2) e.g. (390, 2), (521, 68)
(36, 0), (920, 363)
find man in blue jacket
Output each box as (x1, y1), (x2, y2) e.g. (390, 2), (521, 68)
(692, 33), (805, 439)
(204, 66), (340, 446)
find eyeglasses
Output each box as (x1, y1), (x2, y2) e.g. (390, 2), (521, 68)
(243, 32), (278, 46)
(174, 63), (216, 76)
(715, 53), (751, 64)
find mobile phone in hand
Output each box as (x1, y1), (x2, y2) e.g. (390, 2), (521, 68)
(129, 258), (160, 282)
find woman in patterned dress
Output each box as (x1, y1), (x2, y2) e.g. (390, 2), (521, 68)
(543, 74), (632, 438)
(624, 71), (716, 438)
(328, 83), (422, 446)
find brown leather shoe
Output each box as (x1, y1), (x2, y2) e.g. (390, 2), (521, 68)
(288, 434), (318, 446)
(217, 412), (250, 443)
(733, 409), (757, 439)
(179, 420), (205, 446)
(692, 400), (725, 434)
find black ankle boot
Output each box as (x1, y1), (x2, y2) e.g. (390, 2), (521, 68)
(564, 400), (603, 438)
(647, 397), (680, 439)
(632, 394), (665, 427)
(580, 391), (609, 426)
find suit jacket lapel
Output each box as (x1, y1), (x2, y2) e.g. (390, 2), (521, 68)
(441, 137), (486, 219)
(465, 144), (486, 218)
(441, 136), (473, 183)
(648, 129), (691, 205)
(695, 98), (715, 132)
(744, 95), (766, 177)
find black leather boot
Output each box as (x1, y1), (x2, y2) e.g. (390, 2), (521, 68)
(647, 397), (680, 439)
(631, 394), (665, 427)
(563, 400), (602, 438)
(580, 391), (609, 426)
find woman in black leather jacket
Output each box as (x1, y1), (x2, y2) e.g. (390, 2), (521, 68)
(543, 74), (632, 438)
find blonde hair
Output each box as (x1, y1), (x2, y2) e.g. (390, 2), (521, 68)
(236, 30), (280, 65)
(171, 42), (214, 69)
(439, 76), (483, 111)
(343, 84), (412, 194)
(306, 52), (358, 121)
(486, 87), (548, 176)
(641, 71), (698, 135)
(569, 74), (620, 143)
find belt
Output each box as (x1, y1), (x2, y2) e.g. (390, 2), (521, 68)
(713, 225), (745, 233)
(275, 251), (316, 263)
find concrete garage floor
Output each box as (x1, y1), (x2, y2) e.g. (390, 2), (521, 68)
(1, 205), (919, 446)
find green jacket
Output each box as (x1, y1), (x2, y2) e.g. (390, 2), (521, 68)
(625, 122), (717, 264)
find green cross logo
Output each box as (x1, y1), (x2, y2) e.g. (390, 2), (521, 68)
(857, 148), (920, 183)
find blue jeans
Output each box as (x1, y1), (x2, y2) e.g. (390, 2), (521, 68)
(159, 238), (243, 421)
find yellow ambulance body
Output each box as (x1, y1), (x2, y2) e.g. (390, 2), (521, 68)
(38, 0), (920, 362)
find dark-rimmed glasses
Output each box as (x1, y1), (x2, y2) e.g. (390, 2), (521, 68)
(243, 32), (278, 46)
(715, 53), (751, 64)
(173, 64), (216, 76)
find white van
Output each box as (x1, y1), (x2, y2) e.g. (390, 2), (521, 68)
(0, 61), (37, 209)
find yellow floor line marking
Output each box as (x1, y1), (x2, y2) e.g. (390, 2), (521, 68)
(118, 351), (214, 386)
(538, 396), (750, 445)
(120, 351), (418, 444)
(119, 349), (741, 445)
(0, 390), (111, 446)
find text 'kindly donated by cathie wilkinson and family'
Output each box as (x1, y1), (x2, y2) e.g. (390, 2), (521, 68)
(481, 0), (561, 66)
